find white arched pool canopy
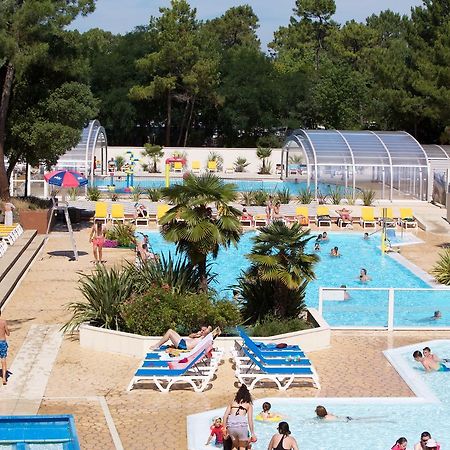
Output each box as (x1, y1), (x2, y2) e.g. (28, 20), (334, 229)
(283, 129), (431, 201)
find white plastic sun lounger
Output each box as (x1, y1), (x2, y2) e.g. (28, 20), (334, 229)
(234, 346), (320, 391)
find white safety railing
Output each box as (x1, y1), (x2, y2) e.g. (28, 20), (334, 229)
(318, 287), (450, 331)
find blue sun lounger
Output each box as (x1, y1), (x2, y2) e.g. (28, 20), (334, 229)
(237, 328), (305, 358)
(235, 346), (321, 390)
(127, 349), (218, 392)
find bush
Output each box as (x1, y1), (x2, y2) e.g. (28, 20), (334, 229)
(432, 249), (450, 285)
(146, 187), (163, 201)
(105, 223), (136, 247)
(87, 187), (101, 201)
(130, 185), (143, 202)
(121, 286), (240, 336)
(297, 188), (314, 204)
(276, 187), (291, 204)
(247, 315), (311, 337)
(12, 196), (52, 211)
(252, 190), (268, 206)
(240, 191), (254, 206)
(329, 186), (344, 205)
(360, 189), (376, 206)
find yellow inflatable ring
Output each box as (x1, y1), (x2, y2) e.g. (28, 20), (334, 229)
(255, 414), (283, 422)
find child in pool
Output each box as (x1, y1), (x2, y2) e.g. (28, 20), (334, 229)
(258, 402), (284, 421)
(205, 417), (224, 447)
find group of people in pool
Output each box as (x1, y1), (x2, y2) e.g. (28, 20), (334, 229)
(206, 385), (414, 449)
(392, 432), (440, 450)
(413, 346), (450, 372)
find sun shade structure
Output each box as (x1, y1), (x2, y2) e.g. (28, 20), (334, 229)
(56, 120), (108, 183)
(282, 129), (437, 201)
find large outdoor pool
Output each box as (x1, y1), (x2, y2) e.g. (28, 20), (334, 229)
(95, 177), (338, 194)
(141, 231), (450, 328)
(187, 340), (450, 450)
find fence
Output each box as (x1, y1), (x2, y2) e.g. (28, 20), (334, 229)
(318, 287), (450, 330)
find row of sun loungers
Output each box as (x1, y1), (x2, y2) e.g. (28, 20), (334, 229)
(127, 328), (320, 392)
(0, 223), (24, 257)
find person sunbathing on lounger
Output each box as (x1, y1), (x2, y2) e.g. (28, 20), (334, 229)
(152, 325), (212, 351)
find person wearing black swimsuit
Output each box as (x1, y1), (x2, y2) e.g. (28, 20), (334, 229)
(267, 422), (299, 450)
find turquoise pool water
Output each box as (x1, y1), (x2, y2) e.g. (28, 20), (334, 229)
(142, 231), (448, 327)
(95, 177), (337, 194)
(189, 341), (450, 450)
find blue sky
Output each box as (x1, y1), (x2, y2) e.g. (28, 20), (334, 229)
(72, 0), (423, 48)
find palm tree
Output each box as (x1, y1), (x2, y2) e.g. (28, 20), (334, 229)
(159, 173), (242, 292)
(256, 147), (272, 174)
(241, 221), (319, 319)
(142, 144), (164, 173)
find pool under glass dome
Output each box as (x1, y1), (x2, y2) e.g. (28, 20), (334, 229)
(282, 130), (442, 201)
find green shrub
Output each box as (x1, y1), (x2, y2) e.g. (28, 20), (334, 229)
(329, 186), (344, 205)
(121, 286), (240, 336)
(130, 185), (143, 202)
(316, 190), (328, 205)
(276, 187), (291, 204)
(360, 188), (376, 206)
(432, 249), (450, 285)
(297, 188), (314, 204)
(68, 188), (79, 201)
(87, 187), (101, 201)
(252, 190), (268, 206)
(345, 189), (356, 205)
(13, 196), (52, 211)
(62, 265), (134, 332)
(247, 315), (311, 337)
(105, 223), (136, 247)
(234, 156), (250, 173)
(240, 191), (254, 206)
(146, 187), (163, 201)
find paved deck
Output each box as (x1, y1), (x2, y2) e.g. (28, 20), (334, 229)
(0, 207), (449, 449)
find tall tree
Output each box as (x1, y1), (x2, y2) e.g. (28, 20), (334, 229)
(0, 0), (96, 200)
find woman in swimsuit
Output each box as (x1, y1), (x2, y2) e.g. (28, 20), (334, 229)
(267, 422), (299, 450)
(89, 221), (105, 263)
(223, 385), (256, 450)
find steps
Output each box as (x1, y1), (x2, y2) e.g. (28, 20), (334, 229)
(0, 230), (45, 308)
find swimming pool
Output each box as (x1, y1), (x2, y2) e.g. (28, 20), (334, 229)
(141, 231), (449, 327)
(95, 177), (338, 194)
(0, 415), (80, 450)
(188, 340), (450, 450)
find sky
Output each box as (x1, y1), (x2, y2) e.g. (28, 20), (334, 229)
(72, 0), (424, 48)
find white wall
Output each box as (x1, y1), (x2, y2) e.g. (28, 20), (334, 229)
(104, 146), (283, 176)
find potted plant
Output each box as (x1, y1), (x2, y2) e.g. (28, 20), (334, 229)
(12, 196), (53, 234)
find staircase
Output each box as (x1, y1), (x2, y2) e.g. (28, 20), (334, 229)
(0, 230), (46, 308)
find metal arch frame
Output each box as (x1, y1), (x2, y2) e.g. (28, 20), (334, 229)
(90, 125), (108, 184)
(334, 130), (356, 198)
(433, 145), (450, 160)
(369, 131), (394, 201)
(299, 130), (319, 198)
(283, 134), (311, 186)
(84, 120), (98, 179)
(403, 131), (431, 201)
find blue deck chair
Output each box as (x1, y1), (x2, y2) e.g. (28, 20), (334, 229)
(235, 346), (320, 390)
(127, 350), (217, 392)
(237, 328), (305, 358)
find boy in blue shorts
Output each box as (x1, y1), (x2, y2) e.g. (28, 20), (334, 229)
(0, 310), (10, 385)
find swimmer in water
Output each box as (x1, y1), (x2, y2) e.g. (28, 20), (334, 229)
(314, 242), (320, 252)
(314, 405), (392, 423)
(359, 268), (371, 282)
(330, 246), (340, 257)
(413, 350), (450, 372)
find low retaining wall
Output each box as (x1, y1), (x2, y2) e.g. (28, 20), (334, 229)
(79, 308), (331, 358)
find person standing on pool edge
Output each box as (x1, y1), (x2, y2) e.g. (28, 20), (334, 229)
(0, 309), (10, 385)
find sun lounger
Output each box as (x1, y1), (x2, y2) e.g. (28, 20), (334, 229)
(234, 346), (320, 390)
(315, 206), (331, 227)
(0, 240), (7, 256)
(134, 210), (149, 227)
(110, 203), (125, 223)
(284, 207), (310, 226)
(253, 214), (268, 227)
(207, 160), (217, 172)
(240, 215), (254, 227)
(156, 204), (170, 225)
(359, 207), (377, 229)
(191, 161), (201, 174)
(173, 161), (183, 173)
(378, 207), (396, 228)
(94, 202), (108, 223)
(127, 349), (219, 392)
(399, 208), (417, 229)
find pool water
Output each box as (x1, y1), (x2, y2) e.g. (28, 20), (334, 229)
(188, 341), (450, 450)
(142, 231), (448, 327)
(95, 177), (337, 194)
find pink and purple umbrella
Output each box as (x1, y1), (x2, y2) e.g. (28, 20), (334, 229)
(44, 170), (88, 187)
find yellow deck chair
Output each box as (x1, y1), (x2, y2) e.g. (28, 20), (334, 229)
(173, 161), (183, 173)
(207, 160), (217, 172)
(360, 207), (376, 229)
(156, 204), (170, 225)
(111, 203), (125, 223)
(191, 161), (201, 174)
(285, 206), (309, 226)
(399, 207), (417, 229)
(315, 206), (331, 227)
(253, 214), (268, 227)
(378, 207), (396, 228)
(94, 202), (108, 223)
